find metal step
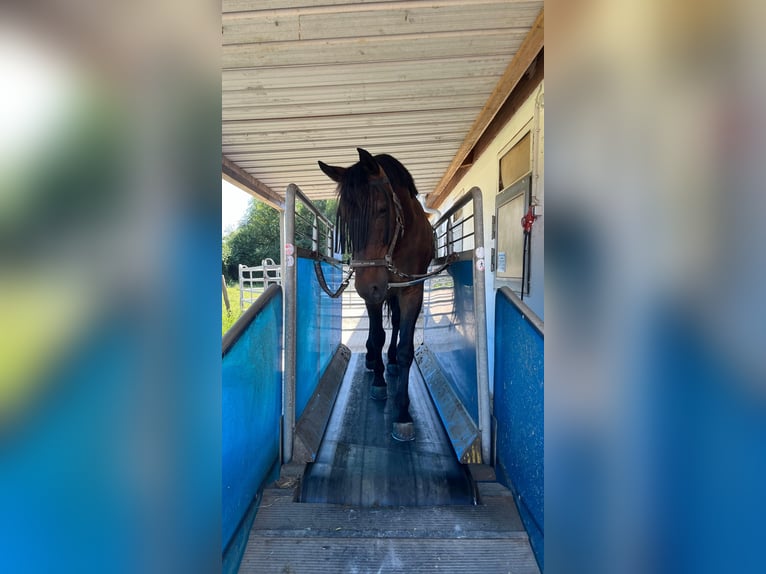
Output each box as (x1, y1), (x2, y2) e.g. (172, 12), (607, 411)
(240, 482), (540, 573)
(239, 537), (539, 573)
(254, 482), (525, 538)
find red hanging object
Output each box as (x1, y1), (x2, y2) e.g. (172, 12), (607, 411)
(521, 205), (538, 233)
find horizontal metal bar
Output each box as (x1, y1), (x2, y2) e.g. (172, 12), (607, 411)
(295, 247), (345, 269)
(292, 183), (334, 228)
(295, 211), (316, 226)
(446, 230), (475, 245)
(435, 229), (450, 240)
(432, 251), (473, 265)
(432, 187), (480, 229)
(450, 213), (475, 228)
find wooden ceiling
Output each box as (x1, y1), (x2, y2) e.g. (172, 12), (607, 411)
(222, 1), (543, 207)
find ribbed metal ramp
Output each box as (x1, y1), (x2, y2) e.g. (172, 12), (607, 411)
(238, 353), (541, 573)
(299, 353), (476, 506)
(240, 476), (539, 574)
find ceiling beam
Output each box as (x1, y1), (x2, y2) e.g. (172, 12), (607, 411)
(427, 8), (544, 209)
(222, 155), (285, 211)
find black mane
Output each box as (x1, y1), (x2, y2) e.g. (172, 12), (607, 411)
(335, 154), (418, 255)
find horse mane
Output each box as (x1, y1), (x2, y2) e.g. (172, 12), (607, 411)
(335, 153), (418, 255)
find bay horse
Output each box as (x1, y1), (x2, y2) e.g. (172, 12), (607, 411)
(318, 148), (434, 441)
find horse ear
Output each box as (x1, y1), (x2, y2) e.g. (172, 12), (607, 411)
(357, 147), (379, 175)
(318, 161), (346, 183)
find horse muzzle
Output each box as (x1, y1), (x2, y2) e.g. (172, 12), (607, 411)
(354, 268), (388, 304)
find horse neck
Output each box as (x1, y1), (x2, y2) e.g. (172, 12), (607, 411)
(391, 185), (418, 227)
(391, 185), (434, 267)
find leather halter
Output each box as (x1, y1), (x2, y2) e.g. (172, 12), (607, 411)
(348, 173), (406, 276)
(313, 172), (454, 298)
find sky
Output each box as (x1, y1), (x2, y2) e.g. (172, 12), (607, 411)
(221, 179), (252, 236)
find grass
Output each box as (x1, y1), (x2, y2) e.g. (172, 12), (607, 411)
(222, 283), (243, 335)
(222, 283), (268, 336)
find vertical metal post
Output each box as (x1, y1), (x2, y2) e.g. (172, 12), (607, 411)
(470, 187), (492, 463)
(283, 185), (297, 462)
(222, 275), (230, 313)
(312, 213), (319, 252)
(238, 264), (245, 310)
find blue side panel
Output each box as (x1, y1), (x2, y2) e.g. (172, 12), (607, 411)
(651, 309), (766, 574)
(0, 318), (152, 574)
(296, 257), (342, 419)
(221, 290), (283, 553)
(494, 290), (544, 569)
(423, 259), (479, 422)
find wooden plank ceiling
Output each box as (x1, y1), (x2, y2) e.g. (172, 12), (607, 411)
(223, 0), (544, 204)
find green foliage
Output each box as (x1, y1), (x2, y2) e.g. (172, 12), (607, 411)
(294, 199), (338, 252)
(222, 283), (242, 335)
(222, 200), (280, 282)
(221, 198), (338, 283)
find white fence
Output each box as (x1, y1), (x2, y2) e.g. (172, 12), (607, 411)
(238, 258), (282, 310)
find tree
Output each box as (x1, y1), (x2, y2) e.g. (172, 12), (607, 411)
(222, 200), (280, 282)
(222, 198), (339, 283)
(295, 199), (338, 252)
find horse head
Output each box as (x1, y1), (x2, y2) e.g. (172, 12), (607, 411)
(319, 148), (400, 305)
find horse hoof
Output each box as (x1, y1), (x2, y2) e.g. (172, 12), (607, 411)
(392, 422), (415, 442)
(370, 385), (387, 401)
(386, 363), (399, 376)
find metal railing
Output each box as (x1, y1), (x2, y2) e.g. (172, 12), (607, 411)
(425, 187), (491, 463)
(282, 184), (344, 462)
(432, 187), (480, 261)
(238, 259), (282, 310)
(290, 184), (335, 257)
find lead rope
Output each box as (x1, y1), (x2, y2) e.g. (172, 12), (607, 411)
(387, 253), (457, 288)
(313, 259), (354, 299)
(314, 252), (455, 296)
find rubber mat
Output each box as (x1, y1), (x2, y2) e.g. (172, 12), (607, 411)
(298, 353), (478, 506)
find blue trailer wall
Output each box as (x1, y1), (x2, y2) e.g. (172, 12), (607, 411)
(222, 288), (283, 557)
(494, 287), (544, 568)
(295, 257), (342, 420)
(423, 259), (480, 423)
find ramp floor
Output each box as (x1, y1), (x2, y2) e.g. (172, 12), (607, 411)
(238, 350), (541, 573)
(299, 353), (477, 506)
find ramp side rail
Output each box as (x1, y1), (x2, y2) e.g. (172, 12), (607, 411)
(423, 187), (491, 463)
(283, 184), (345, 463)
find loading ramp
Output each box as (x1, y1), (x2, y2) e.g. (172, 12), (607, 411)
(239, 352), (540, 574)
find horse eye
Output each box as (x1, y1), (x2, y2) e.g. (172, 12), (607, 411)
(377, 207), (387, 217)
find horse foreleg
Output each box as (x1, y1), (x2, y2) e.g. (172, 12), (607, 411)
(386, 296), (401, 375)
(365, 301), (387, 400)
(391, 288), (424, 442)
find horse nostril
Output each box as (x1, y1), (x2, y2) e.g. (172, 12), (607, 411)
(364, 284), (386, 304)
